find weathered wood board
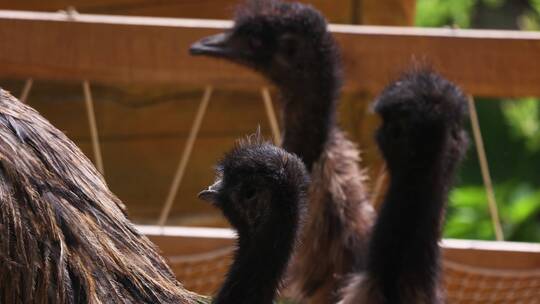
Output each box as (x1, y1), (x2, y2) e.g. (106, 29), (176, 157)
(0, 80), (375, 224)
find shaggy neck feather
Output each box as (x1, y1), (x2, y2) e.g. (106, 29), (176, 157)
(277, 49), (341, 170)
(214, 207), (298, 304)
(368, 147), (455, 302)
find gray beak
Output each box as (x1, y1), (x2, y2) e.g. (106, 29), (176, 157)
(189, 32), (235, 57)
(198, 179), (223, 204)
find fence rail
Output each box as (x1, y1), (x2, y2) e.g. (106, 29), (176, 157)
(0, 10), (540, 268)
(138, 225), (540, 270)
(1, 10), (540, 97)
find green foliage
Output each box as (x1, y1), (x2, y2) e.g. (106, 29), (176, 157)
(482, 0), (505, 9)
(532, 0), (540, 14)
(502, 98), (540, 152)
(446, 184), (540, 241)
(416, 0), (476, 27)
(416, 0), (540, 29)
(445, 98), (540, 242)
(416, 0), (540, 243)
(519, 10), (540, 30)
(445, 187), (493, 239)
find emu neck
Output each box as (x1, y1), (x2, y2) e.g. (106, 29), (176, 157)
(368, 161), (449, 302)
(214, 212), (297, 304)
(279, 76), (339, 171)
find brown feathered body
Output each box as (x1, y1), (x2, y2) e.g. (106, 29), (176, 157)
(285, 129), (374, 303)
(0, 89), (199, 304)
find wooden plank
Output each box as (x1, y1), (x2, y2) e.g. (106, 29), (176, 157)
(3, 80), (274, 139)
(1, 11), (539, 97)
(0, 0), (354, 23)
(0, 80), (276, 222)
(142, 227), (540, 296)
(0, 79), (373, 224)
(333, 25), (540, 98)
(141, 226), (236, 295)
(142, 226), (540, 269)
(0, 0), (241, 18)
(141, 226), (236, 254)
(442, 239), (540, 270)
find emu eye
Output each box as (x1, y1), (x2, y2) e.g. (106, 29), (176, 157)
(278, 34), (299, 60)
(248, 38), (263, 50)
(243, 186), (256, 201)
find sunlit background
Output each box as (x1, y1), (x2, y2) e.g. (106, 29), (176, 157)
(415, 0), (540, 242)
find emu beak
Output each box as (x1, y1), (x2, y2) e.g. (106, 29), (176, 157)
(198, 179), (223, 204)
(190, 32), (235, 58)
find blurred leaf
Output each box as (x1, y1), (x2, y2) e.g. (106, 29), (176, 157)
(446, 186), (495, 239)
(507, 190), (540, 223)
(482, 0), (504, 8)
(501, 98), (540, 152)
(417, 0), (540, 243)
(449, 186), (487, 207)
(416, 0), (476, 28)
(518, 10), (540, 30)
(510, 220), (540, 242)
(531, 0), (540, 15)
(446, 182), (540, 241)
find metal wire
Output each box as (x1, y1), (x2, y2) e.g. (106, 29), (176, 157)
(261, 87), (281, 145)
(157, 86), (214, 226)
(83, 81), (105, 176)
(467, 95), (504, 241)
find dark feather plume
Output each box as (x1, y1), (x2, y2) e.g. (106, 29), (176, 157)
(189, 1), (371, 302)
(0, 89), (199, 304)
(340, 69), (469, 304)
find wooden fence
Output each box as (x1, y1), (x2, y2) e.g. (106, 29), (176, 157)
(1, 10), (539, 97)
(0, 11), (539, 298)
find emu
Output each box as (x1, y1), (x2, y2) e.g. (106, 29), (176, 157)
(340, 70), (469, 304)
(0, 88), (308, 304)
(190, 1), (374, 302)
(200, 133), (309, 304)
(0, 89), (195, 303)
